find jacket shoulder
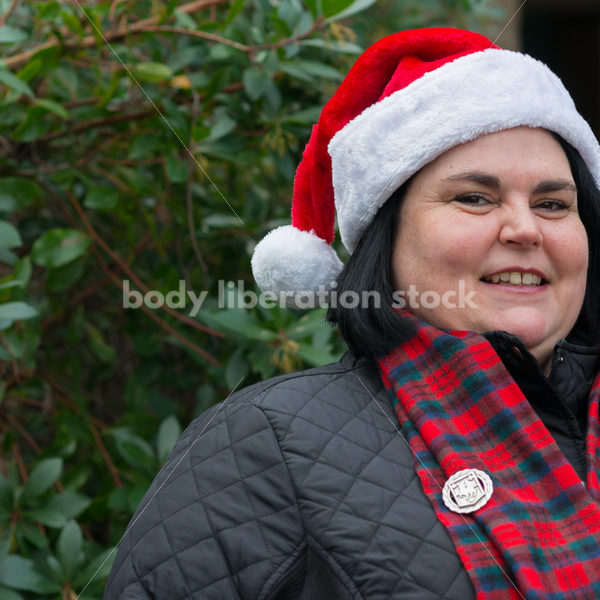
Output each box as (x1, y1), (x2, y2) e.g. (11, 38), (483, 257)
(104, 355), (380, 600)
(228, 352), (384, 414)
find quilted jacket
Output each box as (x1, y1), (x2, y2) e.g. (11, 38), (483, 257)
(104, 351), (475, 599)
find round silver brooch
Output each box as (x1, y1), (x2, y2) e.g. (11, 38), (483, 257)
(442, 468), (493, 514)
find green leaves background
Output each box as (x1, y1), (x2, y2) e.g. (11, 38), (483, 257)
(0, 0), (501, 597)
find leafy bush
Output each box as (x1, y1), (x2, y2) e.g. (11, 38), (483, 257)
(0, 0), (501, 597)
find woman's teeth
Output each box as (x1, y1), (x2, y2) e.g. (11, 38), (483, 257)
(483, 272), (542, 286)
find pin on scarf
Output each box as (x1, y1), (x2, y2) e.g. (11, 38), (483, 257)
(442, 469), (493, 514)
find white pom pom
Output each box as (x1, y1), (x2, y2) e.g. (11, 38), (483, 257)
(251, 226), (343, 308)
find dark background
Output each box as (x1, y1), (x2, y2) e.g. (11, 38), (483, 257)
(522, 0), (600, 136)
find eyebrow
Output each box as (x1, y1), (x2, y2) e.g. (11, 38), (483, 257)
(444, 173), (577, 194)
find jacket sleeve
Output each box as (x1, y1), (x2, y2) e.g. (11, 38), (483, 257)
(103, 396), (306, 600)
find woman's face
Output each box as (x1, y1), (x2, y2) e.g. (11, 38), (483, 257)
(392, 127), (588, 371)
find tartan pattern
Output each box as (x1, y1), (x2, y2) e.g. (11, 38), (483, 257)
(378, 312), (600, 599)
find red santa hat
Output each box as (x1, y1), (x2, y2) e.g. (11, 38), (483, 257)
(251, 27), (600, 303)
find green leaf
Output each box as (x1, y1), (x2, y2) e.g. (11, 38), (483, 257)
(0, 221), (21, 248)
(128, 484), (148, 512)
(0, 68), (34, 98)
(321, 0), (354, 18)
(278, 0), (303, 31)
(12, 256), (32, 288)
(108, 429), (155, 470)
(0, 302), (38, 321)
(286, 308), (328, 339)
(208, 115), (236, 141)
(173, 9), (197, 29)
(305, 0), (319, 17)
(84, 322), (115, 363)
(128, 133), (161, 159)
(225, 348), (249, 389)
(31, 228), (91, 268)
(46, 257), (86, 292)
(0, 585), (23, 600)
(0, 249), (17, 266)
(295, 341), (340, 366)
(34, 98), (69, 119)
(83, 186), (118, 210)
(10, 106), (49, 141)
(0, 177), (41, 213)
(45, 555), (63, 582)
(56, 520), (83, 580)
(225, 0), (245, 24)
(22, 457), (63, 501)
(24, 508), (66, 528)
(198, 309), (278, 342)
(286, 60), (343, 80)
(1, 330), (24, 358)
(16, 520), (47, 549)
(157, 415), (181, 463)
(202, 214), (243, 227)
(16, 58), (43, 82)
(131, 62), (173, 83)
(46, 492), (90, 520)
(61, 9), (84, 34)
(0, 280), (21, 291)
(165, 153), (189, 183)
(326, 0), (377, 21)
(281, 106), (322, 124)
(0, 276), (22, 290)
(107, 487), (129, 511)
(299, 38), (362, 54)
(0, 555), (45, 592)
(74, 547), (116, 586)
(0, 26), (27, 44)
(242, 67), (271, 100)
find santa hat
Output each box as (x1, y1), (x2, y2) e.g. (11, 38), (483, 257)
(251, 27), (600, 304)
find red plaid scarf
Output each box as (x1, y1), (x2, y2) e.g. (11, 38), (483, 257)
(377, 312), (600, 599)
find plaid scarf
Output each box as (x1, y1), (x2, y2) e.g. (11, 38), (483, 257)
(377, 312), (600, 599)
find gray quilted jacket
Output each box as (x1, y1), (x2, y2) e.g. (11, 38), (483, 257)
(104, 352), (474, 599)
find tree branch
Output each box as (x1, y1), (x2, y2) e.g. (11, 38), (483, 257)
(141, 26), (250, 51)
(89, 422), (122, 488)
(91, 248), (220, 365)
(39, 109), (153, 144)
(67, 191), (223, 340)
(144, 19), (326, 53)
(3, 0), (229, 70)
(4, 411), (41, 454)
(0, 0), (18, 27)
(4, 2), (324, 71)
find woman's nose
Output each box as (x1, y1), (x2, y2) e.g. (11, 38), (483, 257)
(498, 202), (543, 247)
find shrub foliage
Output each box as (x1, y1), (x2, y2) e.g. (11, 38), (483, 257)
(0, 1), (501, 597)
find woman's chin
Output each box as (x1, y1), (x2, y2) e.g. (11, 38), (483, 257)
(478, 311), (555, 360)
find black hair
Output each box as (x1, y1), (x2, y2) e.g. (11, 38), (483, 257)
(326, 180), (412, 357)
(554, 134), (600, 344)
(327, 134), (600, 357)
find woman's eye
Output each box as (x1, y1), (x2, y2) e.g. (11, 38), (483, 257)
(454, 194), (490, 206)
(536, 199), (569, 211)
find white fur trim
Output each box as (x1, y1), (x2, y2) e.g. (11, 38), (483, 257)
(329, 49), (600, 253)
(251, 225), (343, 307)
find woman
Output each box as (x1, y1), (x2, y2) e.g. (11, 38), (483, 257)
(104, 28), (600, 599)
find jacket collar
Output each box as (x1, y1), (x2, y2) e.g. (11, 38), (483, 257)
(483, 330), (599, 430)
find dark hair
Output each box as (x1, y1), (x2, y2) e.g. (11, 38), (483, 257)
(327, 134), (600, 357)
(554, 134), (600, 344)
(326, 180), (412, 357)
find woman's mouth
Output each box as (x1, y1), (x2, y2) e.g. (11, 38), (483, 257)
(480, 271), (546, 286)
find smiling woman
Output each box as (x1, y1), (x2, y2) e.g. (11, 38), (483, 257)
(392, 127), (589, 373)
(105, 28), (600, 600)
